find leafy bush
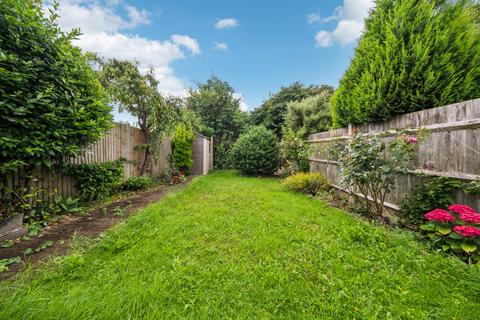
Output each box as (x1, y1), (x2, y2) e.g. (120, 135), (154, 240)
(421, 204), (480, 263)
(250, 83), (333, 138)
(332, 0), (480, 127)
(286, 91), (333, 138)
(283, 172), (329, 195)
(0, 0), (112, 175)
(400, 177), (463, 225)
(63, 160), (124, 201)
(0, 0), (111, 218)
(171, 124), (194, 175)
(279, 128), (311, 175)
(121, 176), (154, 191)
(231, 126), (280, 176)
(339, 133), (418, 219)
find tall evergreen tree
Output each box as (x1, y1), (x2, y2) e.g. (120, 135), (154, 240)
(332, 0), (480, 127)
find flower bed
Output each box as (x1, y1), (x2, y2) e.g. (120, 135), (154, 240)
(421, 204), (480, 263)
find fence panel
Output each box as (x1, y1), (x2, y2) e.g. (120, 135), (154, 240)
(309, 98), (480, 211)
(9, 122), (171, 201)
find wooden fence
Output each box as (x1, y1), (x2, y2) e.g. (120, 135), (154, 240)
(8, 122), (171, 200)
(308, 98), (480, 211)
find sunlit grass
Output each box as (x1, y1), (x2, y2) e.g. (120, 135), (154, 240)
(1, 171), (479, 319)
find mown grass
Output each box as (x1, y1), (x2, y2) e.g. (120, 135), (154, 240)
(1, 171), (479, 319)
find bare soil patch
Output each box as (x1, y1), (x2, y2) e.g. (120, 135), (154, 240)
(0, 182), (187, 280)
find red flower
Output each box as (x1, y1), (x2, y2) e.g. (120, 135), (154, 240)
(459, 212), (480, 224)
(424, 209), (456, 223)
(448, 204), (476, 215)
(453, 225), (480, 238)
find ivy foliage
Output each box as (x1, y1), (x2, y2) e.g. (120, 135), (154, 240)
(62, 160), (125, 201)
(332, 0), (480, 127)
(171, 124), (194, 175)
(0, 0), (112, 174)
(231, 126), (280, 176)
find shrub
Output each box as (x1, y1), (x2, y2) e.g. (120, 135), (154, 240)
(279, 128), (311, 175)
(0, 0), (111, 218)
(332, 0), (480, 127)
(339, 133), (418, 220)
(231, 126), (280, 176)
(121, 176), (154, 191)
(63, 160), (124, 201)
(283, 172), (329, 195)
(171, 124), (194, 175)
(400, 177), (463, 226)
(0, 0), (112, 175)
(421, 204), (480, 263)
(286, 91), (333, 138)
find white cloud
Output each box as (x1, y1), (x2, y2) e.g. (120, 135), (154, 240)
(314, 0), (375, 47)
(307, 13), (321, 24)
(214, 18), (239, 29)
(213, 42), (228, 51)
(124, 5), (151, 26)
(47, 0), (199, 97)
(171, 34), (201, 55)
(233, 93), (248, 111)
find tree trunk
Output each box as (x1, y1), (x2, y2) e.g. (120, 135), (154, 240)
(139, 124), (150, 176)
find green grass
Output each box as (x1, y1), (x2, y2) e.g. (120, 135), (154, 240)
(1, 171), (479, 319)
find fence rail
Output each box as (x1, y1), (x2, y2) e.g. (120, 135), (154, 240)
(308, 98), (480, 211)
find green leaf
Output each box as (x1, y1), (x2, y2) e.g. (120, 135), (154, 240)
(420, 224), (435, 231)
(449, 232), (463, 240)
(436, 226), (451, 236)
(460, 242), (477, 253)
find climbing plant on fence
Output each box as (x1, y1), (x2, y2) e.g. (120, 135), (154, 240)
(0, 0), (112, 220)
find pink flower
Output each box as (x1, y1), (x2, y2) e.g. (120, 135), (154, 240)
(453, 225), (480, 238)
(424, 209), (456, 223)
(448, 204), (476, 215)
(459, 212), (480, 224)
(407, 137), (417, 144)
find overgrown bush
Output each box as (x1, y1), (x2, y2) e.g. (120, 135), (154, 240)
(283, 172), (329, 196)
(421, 204), (480, 263)
(279, 128), (311, 176)
(0, 0), (112, 176)
(339, 133), (419, 220)
(332, 0), (480, 127)
(63, 160), (124, 201)
(121, 176), (154, 191)
(231, 126), (280, 176)
(0, 0), (111, 218)
(171, 124), (194, 175)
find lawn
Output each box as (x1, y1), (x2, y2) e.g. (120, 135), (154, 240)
(1, 171), (479, 319)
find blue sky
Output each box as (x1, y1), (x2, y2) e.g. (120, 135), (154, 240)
(51, 0), (375, 120)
